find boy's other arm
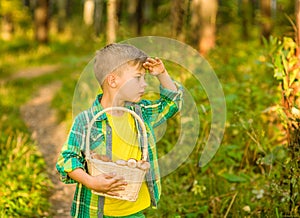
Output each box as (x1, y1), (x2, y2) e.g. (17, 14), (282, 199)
(68, 168), (127, 196)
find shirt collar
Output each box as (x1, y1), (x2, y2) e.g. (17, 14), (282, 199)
(90, 94), (136, 121)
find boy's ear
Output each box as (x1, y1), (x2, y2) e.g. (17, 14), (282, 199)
(106, 74), (117, 88)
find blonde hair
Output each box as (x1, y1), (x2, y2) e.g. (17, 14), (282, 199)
(94, 43), (148, 85)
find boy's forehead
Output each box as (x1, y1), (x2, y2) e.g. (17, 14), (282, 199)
(128, 65), (146, 74)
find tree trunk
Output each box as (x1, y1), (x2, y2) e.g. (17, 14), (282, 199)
(94, 0), (104, 36)
(34, 0), (49, 43)
(240, 0), (254, 40)
(136, 0), (145, 35)
(1, 13), (14, 41)
(57, 0), (67, 32)
(171, 0), (185, 40)
(83, 0), (95, 26)
(127, 0), (138, 23)
(260, 0), (272, 40)
(191, 0), (218, 55)
(107, 0), (118, 44)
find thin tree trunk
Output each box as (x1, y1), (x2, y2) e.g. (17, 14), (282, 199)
(94, 0), (104, 36)
(136, 0), (144, 35)
(128, 0), (138, 23)
(1, 13), (14, 41)
(34, 0), (49, 43)
(260, 0), (272, 40)
(83, 0), (95, 26)
(107, 0), (118, 44)
(57, 0), (67, 32)
(241, 0), (253, 40)
(171, 0), (185, 40)
(191, 0), (218, 55)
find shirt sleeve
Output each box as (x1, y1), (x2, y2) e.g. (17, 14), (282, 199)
(140, 81), (183, 128)
(56, 113), (87, 184)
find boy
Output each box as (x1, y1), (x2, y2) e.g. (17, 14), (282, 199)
(56, 43), (183, 218)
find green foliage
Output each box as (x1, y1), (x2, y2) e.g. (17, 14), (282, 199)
(263, 35), (300, 217)
(0, 133), (51, 217)
(0, 82), (52, 217)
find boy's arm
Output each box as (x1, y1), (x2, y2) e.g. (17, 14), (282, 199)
(56, 113), (126, 195)
(142, 57), (183, 127)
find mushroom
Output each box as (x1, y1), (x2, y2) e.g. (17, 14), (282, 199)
(115, 159), (127, 166)
(127, 158), (137, 168)
(137, 160), (150, 171)
(90, 152), (111, 162)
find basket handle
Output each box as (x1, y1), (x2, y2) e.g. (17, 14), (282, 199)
(85, 106), (148, 161)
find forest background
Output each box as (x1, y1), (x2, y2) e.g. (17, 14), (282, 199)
(1, 0), (300, 217)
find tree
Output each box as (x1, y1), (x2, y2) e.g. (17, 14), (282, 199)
(260, 0), (272, 40)
(1, 0), (31, 41)
(57, 0), (68, 33)
(240, 0), (254, 40)
(34, 0), (49, 43)
(125, 0), (145, 35)
(191, 0), (218, 55)
(94, 0), (105, 36)
(107, 0), (118, 44)
(1, 12), (14, 41)
(83, 0), (95, 26)
(171, 0), (186, 40)
(136, 0), (145, 35)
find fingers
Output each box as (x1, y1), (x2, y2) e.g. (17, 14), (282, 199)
(143, 57), (165, 76)
(144, 57), (161, 67)
(103, 173), (127, 188)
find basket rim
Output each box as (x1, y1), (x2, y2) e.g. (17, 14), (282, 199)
(85, 106), (148, 161)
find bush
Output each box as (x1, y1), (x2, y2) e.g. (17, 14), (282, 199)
(0, 132), (51, 217)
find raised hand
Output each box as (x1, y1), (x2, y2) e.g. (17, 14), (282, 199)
(143, 57), (166, 76)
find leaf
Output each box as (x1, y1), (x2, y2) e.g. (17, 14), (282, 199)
(266, 62), (274, 68)
(289, 69), (299, 86)
(220, 173), (249, 183)
(274, 69), (284, 80)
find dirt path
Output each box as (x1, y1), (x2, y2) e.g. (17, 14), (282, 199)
(17, 66), (75, 217)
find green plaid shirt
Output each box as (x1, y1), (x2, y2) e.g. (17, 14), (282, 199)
(56, 82), (183, 218)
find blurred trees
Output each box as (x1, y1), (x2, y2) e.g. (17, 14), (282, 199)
(106, 0), (118, 44)
(34, 0), (49, 43)
(190, 0), (218, 55)
(83, 0), (95, 26)
(1, 0), (31, 40)
(171, 0), (186, 40)
(260, 0), (272, 40)
(0, 0), (297, 52)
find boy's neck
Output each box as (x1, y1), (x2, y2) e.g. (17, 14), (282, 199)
(100, 92), (125, 108)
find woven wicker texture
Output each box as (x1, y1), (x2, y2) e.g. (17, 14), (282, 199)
(85, 107), (149, 202)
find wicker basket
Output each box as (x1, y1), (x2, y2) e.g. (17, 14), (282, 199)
(85, 107), (149, 202)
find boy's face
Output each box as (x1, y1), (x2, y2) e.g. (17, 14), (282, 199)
(116, 64), (147, 103)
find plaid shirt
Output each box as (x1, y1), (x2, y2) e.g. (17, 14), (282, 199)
(56, 83), (183, 217)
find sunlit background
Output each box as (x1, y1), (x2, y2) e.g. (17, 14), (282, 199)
(1, 0), (300, 217)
